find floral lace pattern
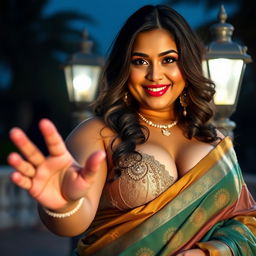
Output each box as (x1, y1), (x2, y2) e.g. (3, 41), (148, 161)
(103, 152), (175, 210)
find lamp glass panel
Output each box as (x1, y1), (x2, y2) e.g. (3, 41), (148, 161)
(64, 65), (74, 102)
(208, 58), (243, 105)
(71, 65), (101, 103)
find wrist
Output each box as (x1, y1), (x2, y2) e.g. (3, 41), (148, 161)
(42, 198), (84, 218)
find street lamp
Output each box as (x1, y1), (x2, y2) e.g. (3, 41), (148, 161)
(64, 32), (105, 252)
(64, 30), (104, 124)
(202, 5), (252, 138)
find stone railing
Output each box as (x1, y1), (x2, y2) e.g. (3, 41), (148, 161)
(0, 166), (40, 229)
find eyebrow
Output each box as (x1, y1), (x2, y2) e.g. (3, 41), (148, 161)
(131, 49), (178, 57)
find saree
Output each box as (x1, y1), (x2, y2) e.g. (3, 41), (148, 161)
(76, 137), (256, 255)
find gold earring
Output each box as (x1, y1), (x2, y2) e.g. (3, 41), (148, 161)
(123, 92), (129, 105)
(179, 91), (188, 117)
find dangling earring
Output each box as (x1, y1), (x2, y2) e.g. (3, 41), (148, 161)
(179, 91), (188, 117)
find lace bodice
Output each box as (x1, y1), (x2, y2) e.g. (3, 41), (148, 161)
(100, 152), (175, 210)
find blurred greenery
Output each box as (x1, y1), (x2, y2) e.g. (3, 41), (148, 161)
(0, 0), (96, 164)
(165, 0), (256, 173)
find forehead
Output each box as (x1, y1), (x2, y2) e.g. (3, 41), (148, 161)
(132, 29), (177, 52)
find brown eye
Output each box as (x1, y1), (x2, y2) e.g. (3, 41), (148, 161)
(162, 56), (177, 64)
(131, 58), (148, 65)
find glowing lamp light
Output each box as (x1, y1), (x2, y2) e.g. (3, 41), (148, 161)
(64, 30), (104, 111)
(204, 58), (244, 105)
(202, 5), (252, 137)
(65, 64), (101, 104)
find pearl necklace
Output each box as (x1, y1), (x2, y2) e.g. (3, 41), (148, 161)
(138, 113), (178, 136)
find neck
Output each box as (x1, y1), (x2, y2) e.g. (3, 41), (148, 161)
(138, 108), (176, 123)
(137, 111), (178, 136)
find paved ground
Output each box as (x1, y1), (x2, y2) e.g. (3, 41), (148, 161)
(0, 224), (70, 256)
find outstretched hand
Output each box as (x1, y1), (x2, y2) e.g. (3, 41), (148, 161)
(7, 119), (106, 211)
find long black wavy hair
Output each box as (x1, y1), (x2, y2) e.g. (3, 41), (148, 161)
(93, 5), (217, 177)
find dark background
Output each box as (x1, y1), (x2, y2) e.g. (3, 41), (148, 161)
(0, 0), (255, 174)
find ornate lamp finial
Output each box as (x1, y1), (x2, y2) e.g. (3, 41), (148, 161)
(210, 5), (234, 42)
(219, 5), (227, 24)
(81, 29), (93, 54)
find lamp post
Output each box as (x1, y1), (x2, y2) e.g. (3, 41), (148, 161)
(203, 5), (252, 138)
(64, 30), (104, 125)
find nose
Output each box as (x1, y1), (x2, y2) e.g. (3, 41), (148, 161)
(145, 62), (163, 82)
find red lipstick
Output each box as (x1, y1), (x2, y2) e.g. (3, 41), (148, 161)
(143, 84), (170, 97)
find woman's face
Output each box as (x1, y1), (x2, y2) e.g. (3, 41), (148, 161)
(128, 29), (186, 113)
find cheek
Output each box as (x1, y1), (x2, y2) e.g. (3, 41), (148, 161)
(166, 67), (186, 96)
(166, 66), (184, 82)
(128, 70), (145, 99)
(128, 67), (145, 85)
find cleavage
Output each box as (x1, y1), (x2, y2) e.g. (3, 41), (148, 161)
(136, 143), (178, 180)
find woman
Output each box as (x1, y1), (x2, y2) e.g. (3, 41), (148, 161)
(7, 5), (256, 256)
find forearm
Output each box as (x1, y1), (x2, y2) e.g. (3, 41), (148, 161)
(38, 197), (95, 237)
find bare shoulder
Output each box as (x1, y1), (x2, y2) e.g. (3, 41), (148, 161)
(66, 117), (113, 142)
(211, 129), (226, 146)
(216, 129), (225, 139)
(70, 116), (106, 132)
(65, 117), (114, 163)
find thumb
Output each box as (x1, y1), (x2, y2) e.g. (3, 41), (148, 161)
(81, 150), (106, 181)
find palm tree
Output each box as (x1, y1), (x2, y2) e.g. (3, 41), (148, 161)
(0, 0), (95, 163)
(165, 0), (256, 173)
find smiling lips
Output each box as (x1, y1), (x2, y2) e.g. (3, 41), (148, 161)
(143, 84), (170, 96)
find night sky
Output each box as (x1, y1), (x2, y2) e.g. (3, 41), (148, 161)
(43, 0), (237, 56)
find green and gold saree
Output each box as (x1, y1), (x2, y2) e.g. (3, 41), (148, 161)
(76, 137), (256, 255)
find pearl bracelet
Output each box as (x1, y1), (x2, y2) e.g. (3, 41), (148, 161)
(43, 198), (84, 218)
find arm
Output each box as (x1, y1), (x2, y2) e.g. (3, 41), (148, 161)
(8, 118), (108, 237)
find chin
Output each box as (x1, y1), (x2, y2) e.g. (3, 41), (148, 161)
(145, 104), (172, 112)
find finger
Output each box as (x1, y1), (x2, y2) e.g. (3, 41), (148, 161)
(39, 119), (67, 156)
(8, 152), (36, 177)
(9, 128), (45, 166)
(82, 151), (106, 181)
(11, 171), (32, 190)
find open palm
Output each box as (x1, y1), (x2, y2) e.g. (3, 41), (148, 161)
(7, 119), (105, 210)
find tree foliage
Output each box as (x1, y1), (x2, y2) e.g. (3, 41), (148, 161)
(0, 0), (95, 163)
